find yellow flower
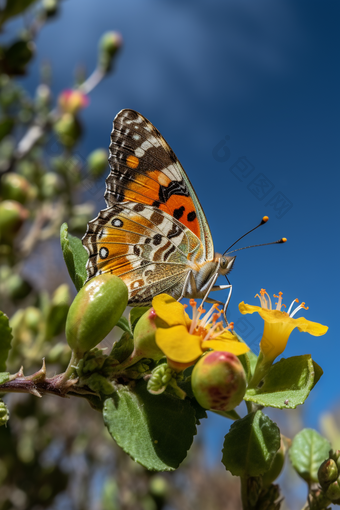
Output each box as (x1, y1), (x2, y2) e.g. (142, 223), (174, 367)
(153, 294), (249, 368)
(239, 289), (328, 363)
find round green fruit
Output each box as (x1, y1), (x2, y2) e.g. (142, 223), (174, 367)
(66, 274), (128, 355)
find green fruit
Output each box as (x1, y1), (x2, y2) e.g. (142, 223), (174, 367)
(40, 172), (62, 199)
(191, 351), (246, 411)
(133, 308), (164, 361)
(6, 274), (32, 300)
(0, 200), (28, 243)
(24, 307), (42, 333)
(86, 149), (108, 178)
(1, 173), (34, 204)
(54, 113), (81, 148)
(66, 274), (128, 355)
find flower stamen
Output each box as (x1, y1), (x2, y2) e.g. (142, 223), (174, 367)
(273, 291), (286, 311)
(290, 301), (309, 318)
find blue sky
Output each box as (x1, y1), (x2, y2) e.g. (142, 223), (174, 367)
(5, 0), (340, 466)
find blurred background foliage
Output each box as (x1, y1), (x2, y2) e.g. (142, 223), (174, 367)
(0, 1), (339, 509)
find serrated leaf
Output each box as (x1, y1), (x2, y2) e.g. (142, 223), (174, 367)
(129, 306), (151, 333)
(0, 312), (12, 372)
(289, 428), (330, 483)
(222, 410), (280, 476)
(60, 223), (88, 291)
(244, 355), (321, 409)
(103, 380), (197, 471)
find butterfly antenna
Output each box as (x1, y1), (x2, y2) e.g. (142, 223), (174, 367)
(223, 216), (269, 256)
(225, 238), (287, 256)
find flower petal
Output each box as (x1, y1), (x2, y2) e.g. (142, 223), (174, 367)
(294, 317), (328, 336)
(203, 339), (250, 355)
(239, 302), (263, 315)
(153, 294), (188, 327)
(156, 325), (202, 363)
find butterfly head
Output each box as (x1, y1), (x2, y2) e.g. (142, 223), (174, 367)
(216, 254), (236, 276)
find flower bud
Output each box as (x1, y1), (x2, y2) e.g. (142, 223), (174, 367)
(0, 200), (28, 243)
(318, 458), (338, 488)
(58, 89), (89, 114)
(149, 476), (169, 503)
(6, 274), (32, 300)
(42, 0), (59, 17)
(66, 274), (128, 356)
(98, 31), (122, 73)
(54, 113), (82, 148)
(133, 308), (164, 361)
(40, 172), (62, 199)
(86, 149), (108, 178)
(1, 173), (35, 204)
(35, 83), (52, 109)
(325, 478), (340, 502)
(147, 364), (174, 395)
(0, 401), (9, 427)
(191, 351), (246, 411)
(23, 307), (42, 333)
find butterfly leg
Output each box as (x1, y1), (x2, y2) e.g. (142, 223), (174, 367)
(200, 273), (219, 309)
(210, 284), (232, 324)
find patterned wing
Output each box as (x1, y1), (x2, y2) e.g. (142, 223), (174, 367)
(105, 109), (214, 260)
(82, 202), (206, 305)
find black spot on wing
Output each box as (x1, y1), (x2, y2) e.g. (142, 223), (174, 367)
(153, 234), (162, 246)
(187, 211), (197, 222)
(173, 206), (185, 220)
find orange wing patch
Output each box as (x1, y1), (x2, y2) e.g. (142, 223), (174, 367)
(159, 195), (200, 239)
(126, 155), (139, 169)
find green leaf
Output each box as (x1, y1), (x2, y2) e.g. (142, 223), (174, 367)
(129, 306), (151, 333)
(60, 223), (88, 291)
(109, 331), (134, 363)
(244, 355), (321, 409)
(222, 410), (280, 476)
(116, 316), (131, 334)
(0, 373), (9, 385)
(312, 360), (323, 389)
(0, 311), (12, 372)
(177, 376), (207, 424)
(0, 118), (14, 141)
(103, 380), (197, 471)
(0, 0), (38, 25)
(289, 429), (331, 483)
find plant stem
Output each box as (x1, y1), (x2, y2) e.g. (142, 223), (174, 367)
(240, 476), (249, 510)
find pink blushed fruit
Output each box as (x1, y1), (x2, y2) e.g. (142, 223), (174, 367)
(133, 308), (164, 361)
(191, 351), (246, 411)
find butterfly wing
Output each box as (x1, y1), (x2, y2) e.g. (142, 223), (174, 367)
(83, 202), (206, 305)
(105, 109), (214, 260)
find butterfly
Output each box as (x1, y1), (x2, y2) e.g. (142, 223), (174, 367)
(82, 109), (235, 315)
